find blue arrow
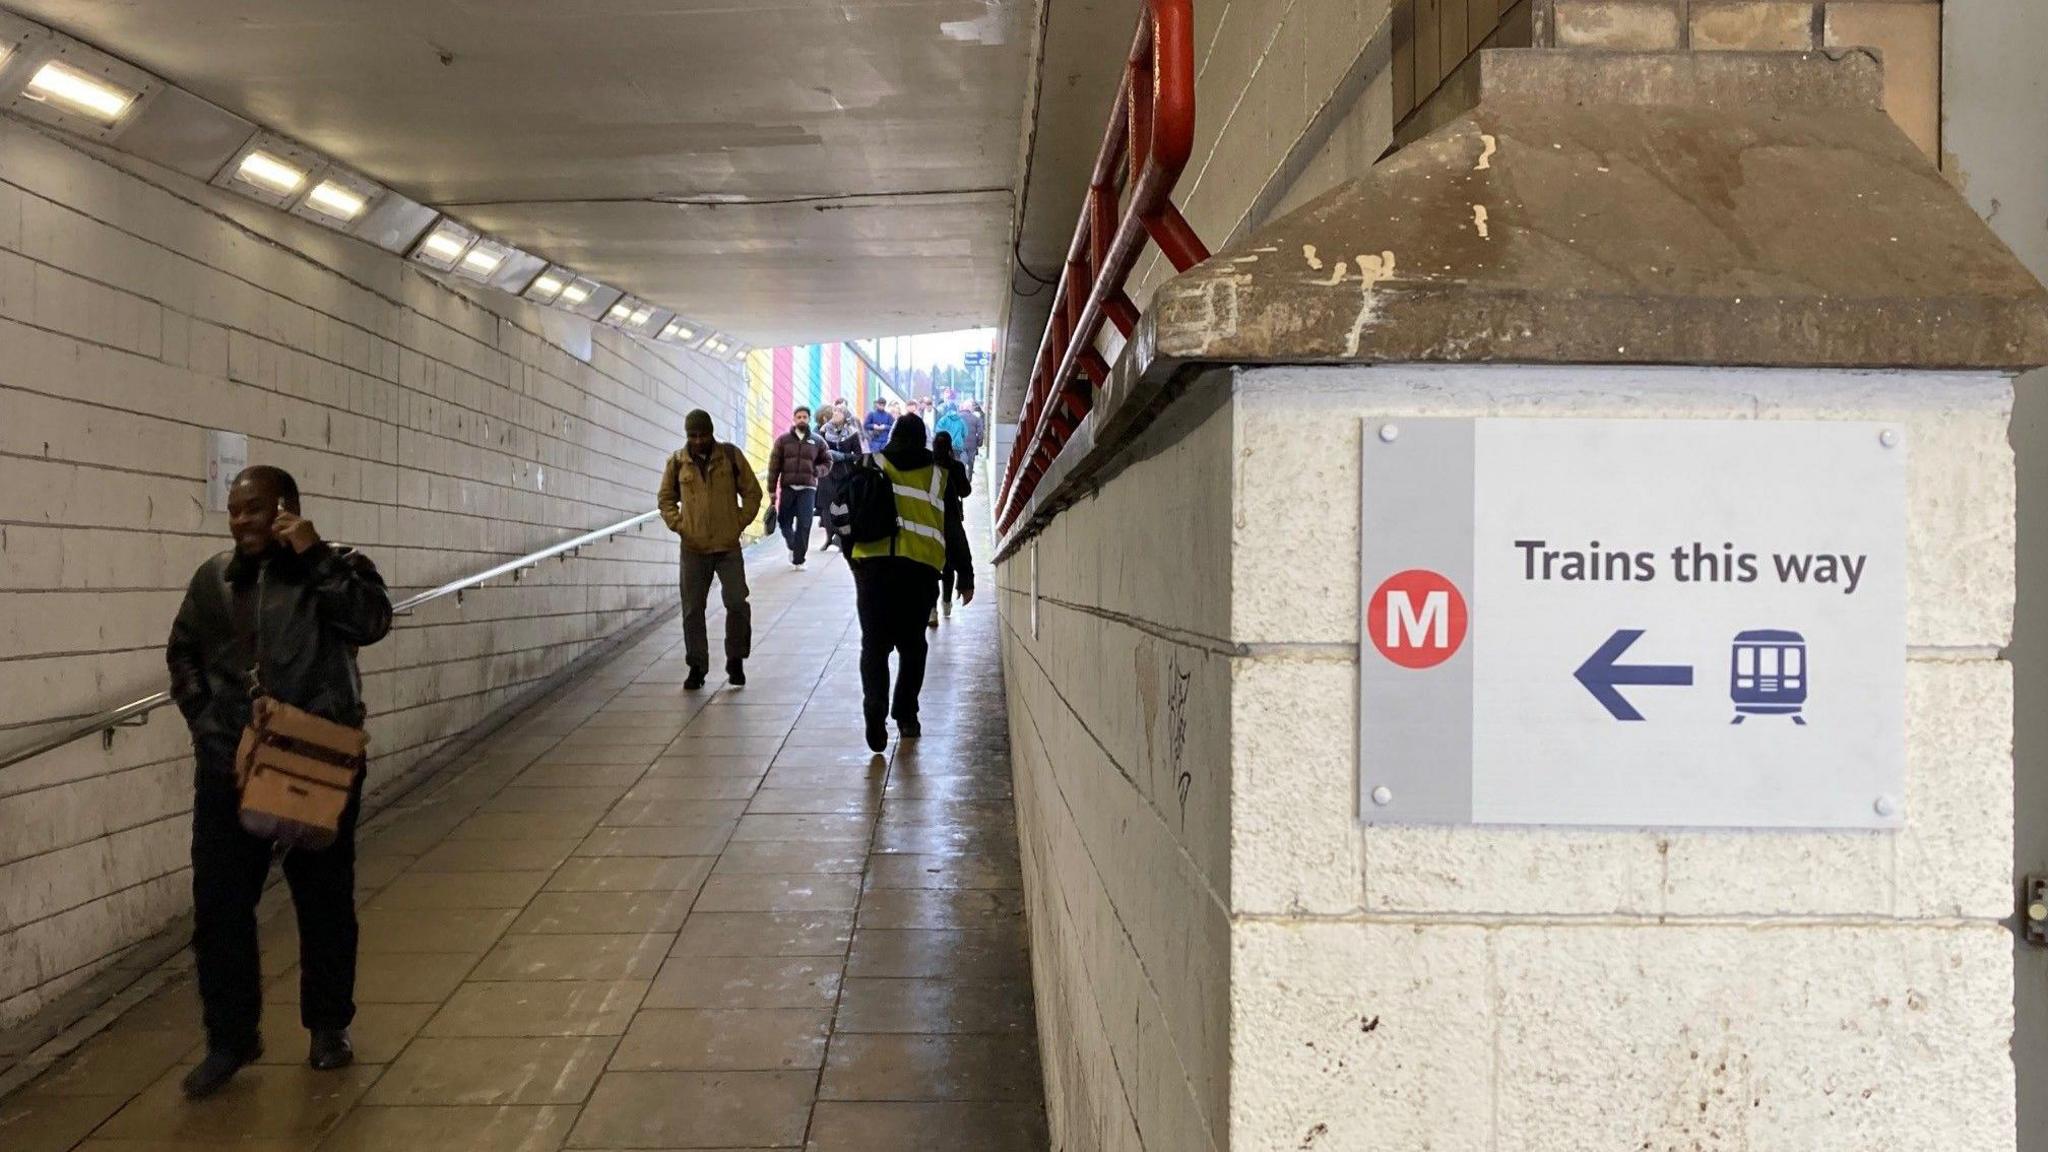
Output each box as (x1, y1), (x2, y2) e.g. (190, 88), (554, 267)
(1574, 629), (1694, 721)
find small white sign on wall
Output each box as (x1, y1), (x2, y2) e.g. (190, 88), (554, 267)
(1030, 541), (1040, 639)
(204, 430), (248, 513)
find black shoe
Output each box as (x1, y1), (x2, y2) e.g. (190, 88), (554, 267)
(794, 557), (806, 567)
(308, 1029), (353, 1071)
(726, 661), (746, 687)
(897, 719), (922, 740)
(182, 1039), (261, 1099)
(865, 716), (888, 753)
(684, 668), (707, 691)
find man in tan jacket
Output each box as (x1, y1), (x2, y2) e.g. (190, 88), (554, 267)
(657, 410), (763, 688)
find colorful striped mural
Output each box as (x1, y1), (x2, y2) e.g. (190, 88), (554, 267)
(741, 341), (901, 480)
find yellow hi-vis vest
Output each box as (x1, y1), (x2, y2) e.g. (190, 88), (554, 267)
(851, 455), (947, 571)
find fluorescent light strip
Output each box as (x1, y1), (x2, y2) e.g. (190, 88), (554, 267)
(420, 229), (468, 261)
(529, 274), (565, 300)
(235, 150), (306, 196)
(629, 306), (653, 326)
(461, 246), (505, 276)
(25, 60), (137, 124)
(607, 301), (633, 321)
(305, 179), (368, 221)
(559, 283), (591, 305)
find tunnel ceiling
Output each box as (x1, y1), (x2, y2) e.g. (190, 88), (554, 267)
(7, 0), (1039, 348)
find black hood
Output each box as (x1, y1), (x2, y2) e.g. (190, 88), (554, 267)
(882, 443), (934, 471)
(883, 413), (932, 470)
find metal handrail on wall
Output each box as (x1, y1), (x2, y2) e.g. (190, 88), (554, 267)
(996, 0), (1209, 534)
(0, 510), (662, 772)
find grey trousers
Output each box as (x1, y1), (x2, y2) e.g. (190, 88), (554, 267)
(680, 546), (751, 669)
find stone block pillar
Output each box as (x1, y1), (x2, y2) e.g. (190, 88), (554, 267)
(997, 48), (2047, 1151)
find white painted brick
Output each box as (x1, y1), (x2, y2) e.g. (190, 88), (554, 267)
(1493, 924), (2013, 1151)
(1230, 656), (1364, 914)
(1231, 920), (1491, 1152)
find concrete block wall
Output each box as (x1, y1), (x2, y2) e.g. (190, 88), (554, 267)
(1227, 364), (2015, 1150)
(997, 394), (1237, 1152)
(1538, 0), (1943, 156)
(0, 115), (743, 1028)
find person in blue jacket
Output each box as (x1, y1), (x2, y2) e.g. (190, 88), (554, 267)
(862, 397), (895, 445)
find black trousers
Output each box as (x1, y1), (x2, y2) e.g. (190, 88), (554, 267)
(190, 761), (361, 1053)
(776, 488), (817, 562)
(853, 557), (942, 724)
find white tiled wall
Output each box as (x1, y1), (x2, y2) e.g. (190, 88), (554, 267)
(997, 401), (1237, 1152)
(0, 117), (743, 1028)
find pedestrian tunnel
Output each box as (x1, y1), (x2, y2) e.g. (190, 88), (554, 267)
(4, 2), (2048, 1150)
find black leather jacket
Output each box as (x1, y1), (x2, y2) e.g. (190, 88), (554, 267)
(166, 543), (392, 768)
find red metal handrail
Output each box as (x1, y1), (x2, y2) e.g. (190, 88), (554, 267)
(997, 0), (1208, 534)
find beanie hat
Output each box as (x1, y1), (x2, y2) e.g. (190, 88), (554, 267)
(685, 409), (714, 435)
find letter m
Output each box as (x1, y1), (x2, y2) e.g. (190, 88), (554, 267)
(1386, 590), (1450, 649)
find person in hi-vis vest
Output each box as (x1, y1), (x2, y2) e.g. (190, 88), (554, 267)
(849, 414), (974, 752)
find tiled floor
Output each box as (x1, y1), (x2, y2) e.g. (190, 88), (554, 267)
(0, 542), (1045, 1151)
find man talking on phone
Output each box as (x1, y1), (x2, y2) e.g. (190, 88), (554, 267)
(166, 466), (392, 1098)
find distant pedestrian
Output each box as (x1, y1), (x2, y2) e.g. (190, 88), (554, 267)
(167, 465), (393, 1098)
(817, 406), (864, 555)
(767, 406), (831, 568)
(864, 398), (895, 444)
(658, 409), (762, 689)
(930, 431), (975, 624)
(934, 405), (970, 471)
(849, 414), (973, 752)
(960, 400), (986, 477)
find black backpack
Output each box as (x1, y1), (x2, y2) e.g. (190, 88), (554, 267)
(830, 454), (900, 547)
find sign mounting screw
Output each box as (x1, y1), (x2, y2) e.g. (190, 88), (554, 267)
(1878, 429), (1899, 448)
(1378, 424), (1400, 443)
(1370, 785), (1393, 806)
(1873, 795), (1899, 818)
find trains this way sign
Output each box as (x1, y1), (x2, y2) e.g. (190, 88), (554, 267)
(1358, 417), (1906, 829)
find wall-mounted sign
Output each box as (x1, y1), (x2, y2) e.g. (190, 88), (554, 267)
(203, 429), (248, 513)
(1359, 417), (1905, 829)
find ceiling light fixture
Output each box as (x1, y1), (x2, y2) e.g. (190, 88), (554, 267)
(526, 272), (567, 303)
(411, 219), (477, 271)
(304, 179), (368, 222)
(24, 60), (137, 124)
(459, 242), (507, 278)
(1, 12), (709, 344)
(423, 231), (466, 260)
(234, 149), (306, 196)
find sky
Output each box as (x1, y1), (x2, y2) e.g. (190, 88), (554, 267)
(862, 328), (998, 371)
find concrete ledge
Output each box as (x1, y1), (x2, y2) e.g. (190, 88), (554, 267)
(997, 49), (2048, 558)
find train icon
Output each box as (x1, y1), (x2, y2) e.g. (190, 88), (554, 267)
(1729, 629), (1807, 725)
